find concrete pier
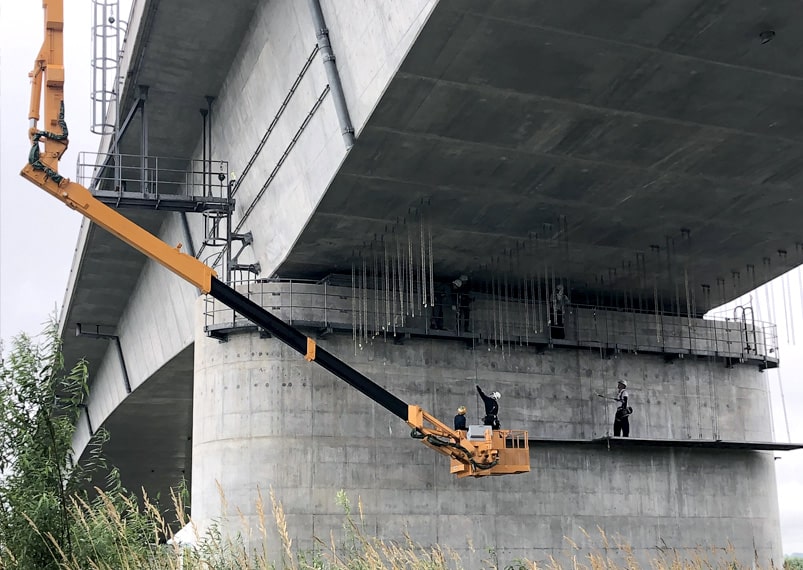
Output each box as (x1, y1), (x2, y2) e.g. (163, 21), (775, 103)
(192, 284), (782, 566)
(55, 0), (803, 564)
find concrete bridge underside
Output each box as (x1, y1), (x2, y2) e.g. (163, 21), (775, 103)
(57, 0), (803, 544)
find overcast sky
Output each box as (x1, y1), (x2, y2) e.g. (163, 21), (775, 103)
(0, 0), (93, 342)
(1, 0), (801, 557)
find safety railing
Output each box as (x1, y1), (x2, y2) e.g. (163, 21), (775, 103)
(504, 430), (529, 449)
(203, 277), (778, 367)
(76, 152), (232, 212)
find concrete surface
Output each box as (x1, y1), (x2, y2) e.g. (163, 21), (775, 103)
(49, 0), (802, 562)
(67, 0), (440, 512)
(192, 309), (781, 567)
(280, 0), (803, 309)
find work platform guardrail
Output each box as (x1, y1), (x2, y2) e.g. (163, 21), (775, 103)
(204, 278), (778, 369)
(77, 151), (233, 213)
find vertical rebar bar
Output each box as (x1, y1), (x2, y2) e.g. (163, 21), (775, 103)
(352, 262), (357, 354)
(420, 212), (426, 310)
(428, 218), (435, 315)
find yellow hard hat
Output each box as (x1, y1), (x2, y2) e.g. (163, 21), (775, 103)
(457, 406), (467, 414)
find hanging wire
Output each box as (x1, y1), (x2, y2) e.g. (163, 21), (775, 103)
(408, 218), (415, 318)
(651, 245), (663, 344)
(492, 266), (499, 350)
(773, 349), (793, 443)
(707, 352), (719, 440)
(392, 229), (399, 335)
(373, 242), (379, 337)
(499, 257), (506, 351)
(550, 264), (557, 335)
(762, 257), (775, 337)
(561, 214), (572, 306)
(782, 271), (794, 345)
(797, 244), (803, 338)
(679, 357), (691, 438)
(351, 261), (357, 355)
(504, 251), (511, 357)
(383, 236), (389, 339)
(397, 226), (405, 326)
(362, 255), (368, 348)
(522, 248), (530, 345)
(535, 236), (543, 333)
(428, 215), (435, 316)
(598, 323), (610, 437)
(516, 243), (523, 347)
(419, 210), (426, 311)
(778, 249), (795, 344)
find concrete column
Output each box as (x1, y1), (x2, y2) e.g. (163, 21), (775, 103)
(191, 295), (782, 568)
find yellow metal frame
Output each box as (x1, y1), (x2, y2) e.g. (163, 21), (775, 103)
(20, 0), (529, 480)
(407, 405), (530, 478)
(305, 338), (317, 361)
(28, 1), (66, 171)
(20, 166), (216, 292)
(21, 0), (216, 294)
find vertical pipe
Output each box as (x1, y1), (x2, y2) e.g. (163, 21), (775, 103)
(206, 96), (215, 197)
(139, 86), (149, 193)
(226, 179), (233, 284)
(307, 0), (356, 148)
(352, 262), (357, 354)
(200, 108), (208, 196)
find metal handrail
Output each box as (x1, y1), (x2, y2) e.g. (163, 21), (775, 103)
(77, 151), (230, 199)
(203, 277), (778, 363)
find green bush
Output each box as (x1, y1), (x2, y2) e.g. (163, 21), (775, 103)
(0, 323), (164, 569)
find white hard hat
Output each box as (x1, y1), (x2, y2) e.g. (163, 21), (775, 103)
(452, 278), (463, 287)
(491, 391), (501, 400)
(618, 380), (627, 388)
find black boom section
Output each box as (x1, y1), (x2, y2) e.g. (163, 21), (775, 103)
(209, 278), (409, 420)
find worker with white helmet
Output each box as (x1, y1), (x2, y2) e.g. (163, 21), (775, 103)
(476, 385), (501, 429)
(454, 405), (467, 431)
(614, 380), (631, 437)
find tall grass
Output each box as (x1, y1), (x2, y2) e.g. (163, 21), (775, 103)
(13, 487), (776, 570)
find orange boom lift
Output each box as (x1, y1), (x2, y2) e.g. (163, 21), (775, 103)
(20, 1), (529, 478)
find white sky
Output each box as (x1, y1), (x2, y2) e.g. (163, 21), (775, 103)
(0, 0), (91, 341)
(0, 0), (801, 557)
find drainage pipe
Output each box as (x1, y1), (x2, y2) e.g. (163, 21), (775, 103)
(200, 108), (208, 195)
(307, 0), (355, 149)
(206, 96), (215, 195)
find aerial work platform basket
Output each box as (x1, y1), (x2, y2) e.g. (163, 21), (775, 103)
(408, 406), (530, 478)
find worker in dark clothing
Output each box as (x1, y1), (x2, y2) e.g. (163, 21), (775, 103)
(550, 283), (569, 339)
(613, 380), (631, 437)
(431, 281), (451, 330)
(476, 385), (501, 429)
(454, 406), (467, 431)
(451, 275), (471, 333)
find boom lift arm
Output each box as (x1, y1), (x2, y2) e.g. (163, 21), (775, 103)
(20, 1), (529, 478)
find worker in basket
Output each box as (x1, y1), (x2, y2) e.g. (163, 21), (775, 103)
(476, 385), (501, 429)
(454, 405), (467, 431)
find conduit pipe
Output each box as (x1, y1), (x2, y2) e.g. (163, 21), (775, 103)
(307, 0), (355, 149)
